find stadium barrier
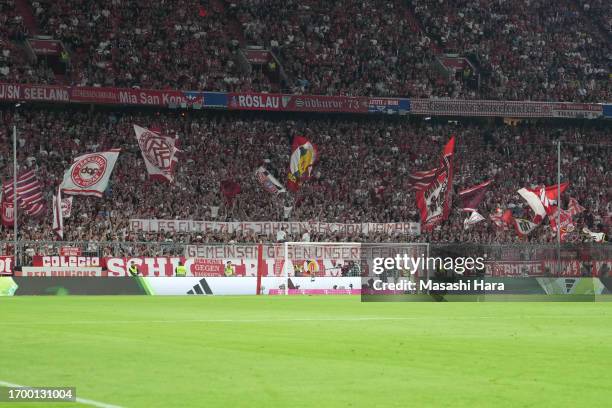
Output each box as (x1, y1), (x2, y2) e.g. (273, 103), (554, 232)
(1, 241), (610, 277)
(0, 83), (606, 118)
(1, 276), (611, 297)
(0, 241), (610, 297)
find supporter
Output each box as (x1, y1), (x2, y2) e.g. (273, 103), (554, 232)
(0, 106), (608, 248)
(0, 0), (602, 101)
(29, 0), (256, 91)
(234, 0), (441, 97)
(411, 0), (611, 102)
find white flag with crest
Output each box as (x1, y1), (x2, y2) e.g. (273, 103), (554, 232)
(133, 125), (179, 182)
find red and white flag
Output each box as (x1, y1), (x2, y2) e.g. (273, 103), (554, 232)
(459, 180), (492, 228)
(61, 196), (73, 218)
(1, 201), (14, 228)
(513, 217), (539, 237)
(566, 197), (585, 216)
(549, 208), (575, 242)
(409, 167), (440, 191)
(463, 211), (485, 230)
(518, 182), (569, 223)
(458, 180), (492, 212)
(582, 227), (606, 243)
(0, 185), (14, 228)
(60, 150), (120, 197)
(549, 198), (584, 242)
(255, 167), (286, 194)
(134, 125), (179, 183)
(414, 136), (455, 231)
(3, 170), (45, 217)
(52, 186), (63, 239)
(489, 208), (505, 229)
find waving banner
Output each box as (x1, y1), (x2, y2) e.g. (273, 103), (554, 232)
(459, 180), (492, 212)
(255, 167), (285, 194)
(287, 136), (317, 192)
(129, 219), (420, 236)
(60, 150), (120, 197)
(133, 125), (179, 182)
(3, 170), (45, 217)
(52, 186), (63, 239)
(61, 196), (73, 218)
(415, 136), (455, 231)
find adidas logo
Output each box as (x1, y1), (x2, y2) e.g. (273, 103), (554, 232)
(564, 278), (576, 294)
(187, 278), (213, 295)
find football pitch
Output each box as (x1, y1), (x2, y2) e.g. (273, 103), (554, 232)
(1, 296), (611, 407)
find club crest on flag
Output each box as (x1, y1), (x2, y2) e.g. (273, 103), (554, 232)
(71, 154), (108, 188)
(61, 150), (120, 197)
(138, 130), (174, 171)
(134, 125), (179, 182)
(287, 136), (317, 192)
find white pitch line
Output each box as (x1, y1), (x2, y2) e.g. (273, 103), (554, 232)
(0, 380), (124, 408)
(0, 317), (426, 325)
(0, 315), (602, 326)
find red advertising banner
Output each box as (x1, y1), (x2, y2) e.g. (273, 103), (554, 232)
(0, 256), (13, 276)
(27, 39), (63, 56)
(243, 49), (272, 64)
(59, 247), (82, 257)
(228, 92), (369, 113)
(70, 87), (189, 107)
(0, 82), (603, 118)
(33, 256), (100, 267)
(104, 257), (249, 277)
(228, 92), (283, 111)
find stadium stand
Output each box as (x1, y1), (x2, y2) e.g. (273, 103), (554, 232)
(1, 0), (55, 84)
(232, 0), (442, 97)
(27, 0), (263, 91)
(411, 0), (611, 102)
(0, 1), (609, 256)
(0, 106), (609, 247)
(0, 0), (604, 100)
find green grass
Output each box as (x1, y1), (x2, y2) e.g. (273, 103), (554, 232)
(1, 296), (612, 407)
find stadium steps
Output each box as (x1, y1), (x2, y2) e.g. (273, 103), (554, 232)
(401, 2), (442, 54)
(13, 0), (37, 35)
(216, 0), (246, 45)
(216, 0), (285, 91)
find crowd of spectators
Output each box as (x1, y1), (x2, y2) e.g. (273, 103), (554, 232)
(0, 106), (609, 249)
(0, 0), (603, 102)
(28, 0), (266, 91)
(0, 0), (54, 84)
(232, 0), (444, 97)
(412, 0), (611, 102)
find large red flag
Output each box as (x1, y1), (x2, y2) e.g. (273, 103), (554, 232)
(415, 136), (455, 230)
(458, 180), (493, 212)
(549, 198), (585, 242)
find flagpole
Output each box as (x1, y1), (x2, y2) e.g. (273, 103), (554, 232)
(557, 140), (561, 276)
(12, 124), (18, 266)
